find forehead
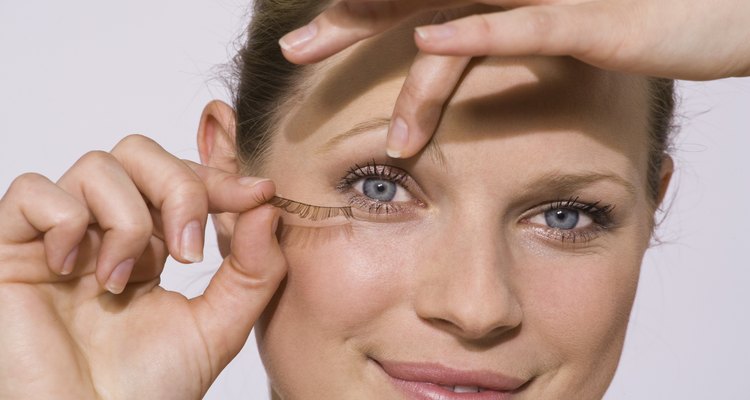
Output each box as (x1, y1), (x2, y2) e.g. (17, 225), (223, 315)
(275, 12), (652, 188)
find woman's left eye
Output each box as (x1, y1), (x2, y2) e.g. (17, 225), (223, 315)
(531, 208), (594, 230)
(524, 199), (615, 244)
(354, 178), (412, 202)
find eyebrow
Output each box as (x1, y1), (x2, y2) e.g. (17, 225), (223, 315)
(522, 171), (638, 198)
(318, 117), (447, 165)
(318, 120), (636, 197)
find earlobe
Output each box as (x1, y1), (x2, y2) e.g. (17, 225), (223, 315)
(197, 100), (239, 173)
(656, 155), (675, 207)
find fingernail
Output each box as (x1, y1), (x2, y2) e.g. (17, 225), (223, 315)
(181, 220), (204, 263)
(238, 177), (272, 188)
(106, 259), (135, 295)
(279, 22), (318, 51)
(61, 246), (79, 276)
(415, 24), (457, 42)
(387, 117), (409, 158)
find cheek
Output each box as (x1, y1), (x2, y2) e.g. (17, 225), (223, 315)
(285, 225), (409, 323)
(517, 240), (645, 380)
(256, 223), (415, 374)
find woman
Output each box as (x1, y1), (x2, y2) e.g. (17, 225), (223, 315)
(0, 1), (748, 398)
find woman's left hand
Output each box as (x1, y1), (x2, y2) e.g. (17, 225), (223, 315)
(279, 0), (750, 158)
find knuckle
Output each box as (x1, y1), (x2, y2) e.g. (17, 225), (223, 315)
(401, 78), (436, 105)
(166, 170), (207, 201)
(51, 206), (90, 229)
(77, 150), (117, 170)
(525, 8), (557, 41)
(472, 13), (495, 37)
(8, 173), (47, 196)
(116, 216), (154, 240)
(169, 182), (208, 212)
(114, 133), (154, 152)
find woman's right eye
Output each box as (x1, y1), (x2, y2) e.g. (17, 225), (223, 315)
(337, 161), (423, 216)
(354, 178), (411, 203)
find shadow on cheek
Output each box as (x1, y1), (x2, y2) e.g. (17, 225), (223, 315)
(277, 221), (355, 249)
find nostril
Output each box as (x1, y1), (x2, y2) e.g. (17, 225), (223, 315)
(426, 316), (519, 342)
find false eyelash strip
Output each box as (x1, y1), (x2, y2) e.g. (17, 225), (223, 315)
(268, 196), (354, 221)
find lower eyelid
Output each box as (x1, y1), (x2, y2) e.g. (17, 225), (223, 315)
(523, 224), (607, 245)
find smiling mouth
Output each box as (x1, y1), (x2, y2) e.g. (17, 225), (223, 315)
(440, 386), (488, 393)
(371, 357), (530, 400)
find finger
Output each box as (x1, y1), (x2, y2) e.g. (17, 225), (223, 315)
(387, 53), (471, 158)
(0, 173), (89, 276)
(183, 160), (276, 214)
(110, 134), (209, 265)
(280, 0), (462, 64)
(189, 205), (286, 372)
(57, 151), (154, 294)
(414, 3), (629, 67)
(111, 136), (276, 266)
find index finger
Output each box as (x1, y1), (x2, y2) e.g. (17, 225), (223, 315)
(278, 0), (560, 64)
(279, 0), (462, 64)
(109, 135), (275, 264)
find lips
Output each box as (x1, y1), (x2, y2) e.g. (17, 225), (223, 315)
(374, 359), (528, 400)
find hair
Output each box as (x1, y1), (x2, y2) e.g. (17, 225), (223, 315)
(231, 0), (677, 201)
(232, 0), (325, 174)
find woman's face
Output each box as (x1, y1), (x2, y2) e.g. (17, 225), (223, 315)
(251, 13), (658, 400)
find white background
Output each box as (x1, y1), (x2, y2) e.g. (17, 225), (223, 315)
(1, 2), (749, 399)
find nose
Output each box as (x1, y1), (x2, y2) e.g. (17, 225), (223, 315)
(414, 220), (523, 341)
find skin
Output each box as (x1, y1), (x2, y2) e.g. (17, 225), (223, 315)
(0, 134), (285, 400)
(280, 0), (750, 158)
(0, 7), (674, 400)
(208, 14), (671, 399)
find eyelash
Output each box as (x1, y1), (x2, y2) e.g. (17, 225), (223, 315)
(268, 196), (354, 221)
(335, 160), (419, 216)
(525, 197), (616, 244)
(270, 162), (617, 245)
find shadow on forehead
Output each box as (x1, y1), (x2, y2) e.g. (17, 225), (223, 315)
(282, 7), (649, 156)
(282, 6), (499, 143)
(282, 13), (421, 143)
(434, 56), (650, 154)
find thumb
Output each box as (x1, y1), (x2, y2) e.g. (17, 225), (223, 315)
(189, 204), (286, 373)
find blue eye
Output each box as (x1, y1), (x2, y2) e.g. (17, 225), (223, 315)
(530, 204), (594, 231)
(341, 162), (418, 216)
(544, 208), (580, 230)
(526, 199), (615, 244)
(362, 178), (397, 202)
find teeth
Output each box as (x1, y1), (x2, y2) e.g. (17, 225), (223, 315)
(439, 385), (486, 393)
(453, 386), (481, 393)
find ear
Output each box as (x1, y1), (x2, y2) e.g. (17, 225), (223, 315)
(198, 100), (239, 172)
(197, 100), (240, 256)
(655, 154), (674, 207)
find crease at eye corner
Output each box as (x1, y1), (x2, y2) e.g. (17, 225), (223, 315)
(269, 195), (355, 222)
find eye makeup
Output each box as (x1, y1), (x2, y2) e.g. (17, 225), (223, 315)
(335, 160), (425, 218)
(521, 197), (617, 245)
(269, 196), (354, 221)
(269, 159), (620, 247)
(269, 160), (425, 224)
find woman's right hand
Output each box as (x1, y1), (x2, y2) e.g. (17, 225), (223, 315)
(0, 134), (285, 400)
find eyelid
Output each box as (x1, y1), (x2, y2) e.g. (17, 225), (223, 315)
(519, 197), (616, 244)
(337, 161), (427, 218)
